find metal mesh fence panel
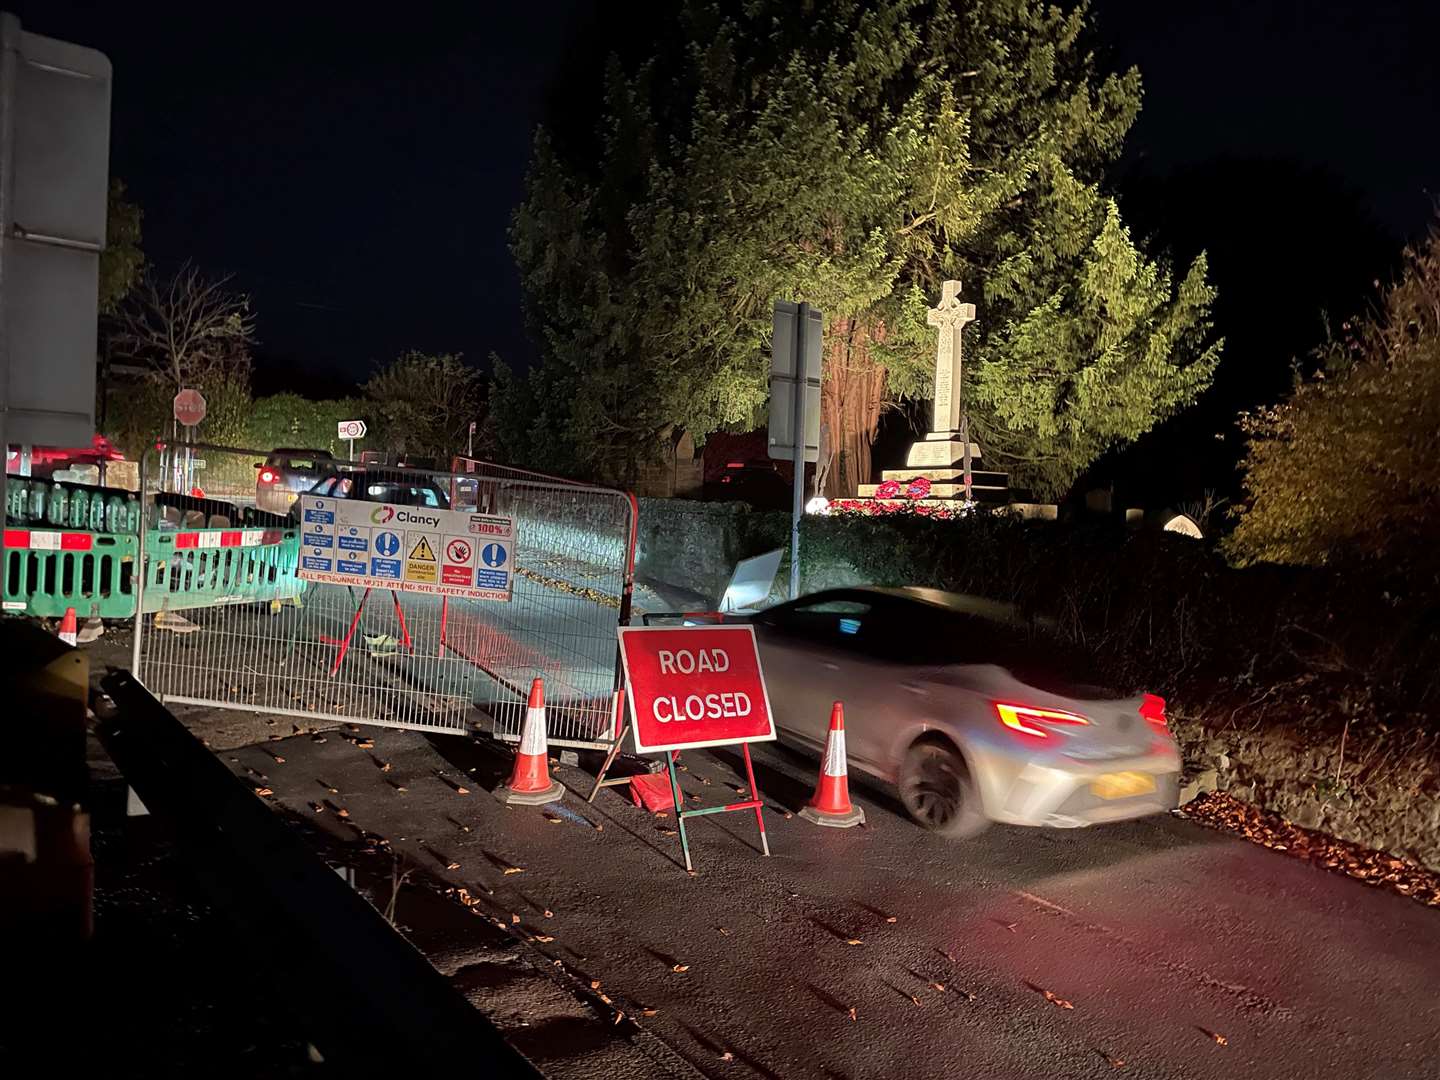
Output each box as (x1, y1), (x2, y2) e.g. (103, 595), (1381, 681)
(450, 457), (637, 748)
(131, 444), (635, 745)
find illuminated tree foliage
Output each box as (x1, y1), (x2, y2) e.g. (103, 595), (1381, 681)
(363, 351), (484, 462)
(100, 179), (145, 315)
(502, 0), (1220, 495)
(1227, 221), (1440, 568)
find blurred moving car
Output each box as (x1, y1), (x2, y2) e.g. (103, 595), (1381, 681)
(291, 468), (452, 516)
(255, 449), (338, 513)
(731, 586), (1180, 836)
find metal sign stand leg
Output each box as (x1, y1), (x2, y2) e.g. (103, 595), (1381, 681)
(665, 750), (694, 873)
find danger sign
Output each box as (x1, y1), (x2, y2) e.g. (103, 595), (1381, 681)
(618, 625), (776, 753)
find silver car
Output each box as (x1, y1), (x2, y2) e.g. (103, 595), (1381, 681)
(738, 586), (1181, 836)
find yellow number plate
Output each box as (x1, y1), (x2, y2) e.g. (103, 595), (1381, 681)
(1090, 771), (1157, 799)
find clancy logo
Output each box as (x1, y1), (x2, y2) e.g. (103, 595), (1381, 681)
(370, 506), (396, 524)
(396, 509), (441, 528)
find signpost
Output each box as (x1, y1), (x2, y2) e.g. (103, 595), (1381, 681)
(173, 388), (206, 427)
(766, 300), (823, 599)
(337, 419), (367, 460)
(599, 624), (776, 871)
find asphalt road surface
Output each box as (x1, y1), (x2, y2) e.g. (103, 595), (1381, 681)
(230, 725), (1440, 1080)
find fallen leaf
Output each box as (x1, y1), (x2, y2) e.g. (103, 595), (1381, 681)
(1001, 922), (1018, 933)
(845, 938), (863, 946)
(511, 914), (520, 924)
(446, 861), (461, 871)
(544, 814), (563, 824)
(336, 808), (350, 819)
(613, 1011), (625, 1025)
(717, 927), (730, 936)
(658, 827), (678, 836)
(357, 739), (375, 749)
(672, 964), (690, 973)
(908, 994), (923, 1007)
(885, 916), (897, 924)
(847, 1007), (857, 1021)
(533, 935), (554, 943)
(930, 982), (946, 992)
(593, 823), (604, 832)
(1100, 1051), (1126, 1068)
(1203, 1030), (1228, 1047)
(1040, 989), (1074, 1010)
(641, 1007), (659, 1018)
(455, 786), (471, 796)
(502, 866), (524, 875)
(543, 909), (554, 918)
(380, 762), (393, 773)
(719, 1052), (734, 1062)
(272, 755), (286, 764)
(599, 993), (612, 1004)
(309, 802), (324, 813)
(590, 980), (601, 990)
(254, 787), (274, 797)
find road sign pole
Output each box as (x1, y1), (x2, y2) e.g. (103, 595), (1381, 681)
(348, 437), (354, 462)
(790, 304), (809, 600)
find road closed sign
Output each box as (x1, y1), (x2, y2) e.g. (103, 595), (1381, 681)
(618, 625), (776, 753)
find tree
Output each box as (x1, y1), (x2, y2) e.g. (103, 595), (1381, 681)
(100, 179), (144, 314)
(1227, 220), (1440, 568)
(363, 352), (484, 462)
(504, 0), (1221, 495)
(245, 393), (366, 456)
(111, 262), (256, 391)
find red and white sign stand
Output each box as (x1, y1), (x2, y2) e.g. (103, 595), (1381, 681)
(591, 624), (776, 872)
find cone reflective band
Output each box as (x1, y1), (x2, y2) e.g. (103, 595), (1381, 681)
(800, 702), (865, 827)
(496, 678), (564, 806)
(57, 607), (78, 647)
(617, 625), (776, 753)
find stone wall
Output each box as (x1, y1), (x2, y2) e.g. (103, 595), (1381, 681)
(1173, 716), (1440, 872)
(635, 497), (786, 604)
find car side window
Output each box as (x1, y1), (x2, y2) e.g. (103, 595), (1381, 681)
(310, 477), (337, 497)
(756, 597), (873, 642)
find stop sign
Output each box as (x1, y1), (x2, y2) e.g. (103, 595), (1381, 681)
(173, 388), (207, 427)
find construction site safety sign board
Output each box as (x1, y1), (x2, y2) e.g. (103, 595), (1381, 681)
(296, 495), (515, 601)
(617, 625), (776, 753)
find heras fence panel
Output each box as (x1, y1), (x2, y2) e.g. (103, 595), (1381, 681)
(133, 445), (634, 743)
(2, 528), (136, 618)
(138, 526), (302, 613)
(450, 457), (637, 749)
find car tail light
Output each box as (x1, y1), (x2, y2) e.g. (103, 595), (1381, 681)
(1139, 693), (1168, 733)
(258, 469), (277, 484)
(994, 702), (1090, 739)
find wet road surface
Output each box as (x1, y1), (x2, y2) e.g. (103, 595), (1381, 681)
(228, 726), (1440, 1080)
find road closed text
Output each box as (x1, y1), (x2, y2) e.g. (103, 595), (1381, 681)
(653, 690), (753, 723)
(619, 625), (776, 753)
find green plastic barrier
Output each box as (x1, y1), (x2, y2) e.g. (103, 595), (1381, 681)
(1, 528), (137, 619)
(139, 526), (303, 613)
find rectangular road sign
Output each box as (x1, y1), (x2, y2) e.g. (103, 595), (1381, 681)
(617, 625), (776, 753)
(296, 495), (514, 601)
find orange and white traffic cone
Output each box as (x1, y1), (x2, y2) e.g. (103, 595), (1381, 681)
(800, 701), (865, 828)
(496, 677), (565, 806)
(57, 607), (79, 647)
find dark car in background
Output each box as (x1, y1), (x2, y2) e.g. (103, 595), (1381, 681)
(703, 460), (792, 510)
(289, 468), (452, 517)
(255, 449), (339, 513)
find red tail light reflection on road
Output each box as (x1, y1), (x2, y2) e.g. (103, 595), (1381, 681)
(994, 702), (1090, 739)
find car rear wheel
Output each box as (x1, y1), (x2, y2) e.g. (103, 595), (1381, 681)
(899, 740), (988, 838)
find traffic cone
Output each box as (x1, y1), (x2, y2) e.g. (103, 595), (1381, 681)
(800, 702), (865, 828)
(57, 607), (78, 647)
(496, 678), (565, 806)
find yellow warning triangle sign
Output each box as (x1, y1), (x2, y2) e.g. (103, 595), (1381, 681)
(408, 536), (437, 562)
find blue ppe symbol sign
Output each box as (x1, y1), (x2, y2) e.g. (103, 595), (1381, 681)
(375, 531), (401, 557)
(481, 543), (508, 568)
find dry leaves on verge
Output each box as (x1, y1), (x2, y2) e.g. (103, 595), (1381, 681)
(1183, 792), (1440, 908)
(502, 866), (524, 875)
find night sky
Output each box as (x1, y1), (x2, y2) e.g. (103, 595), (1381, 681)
(15, 1), (1440, 399)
